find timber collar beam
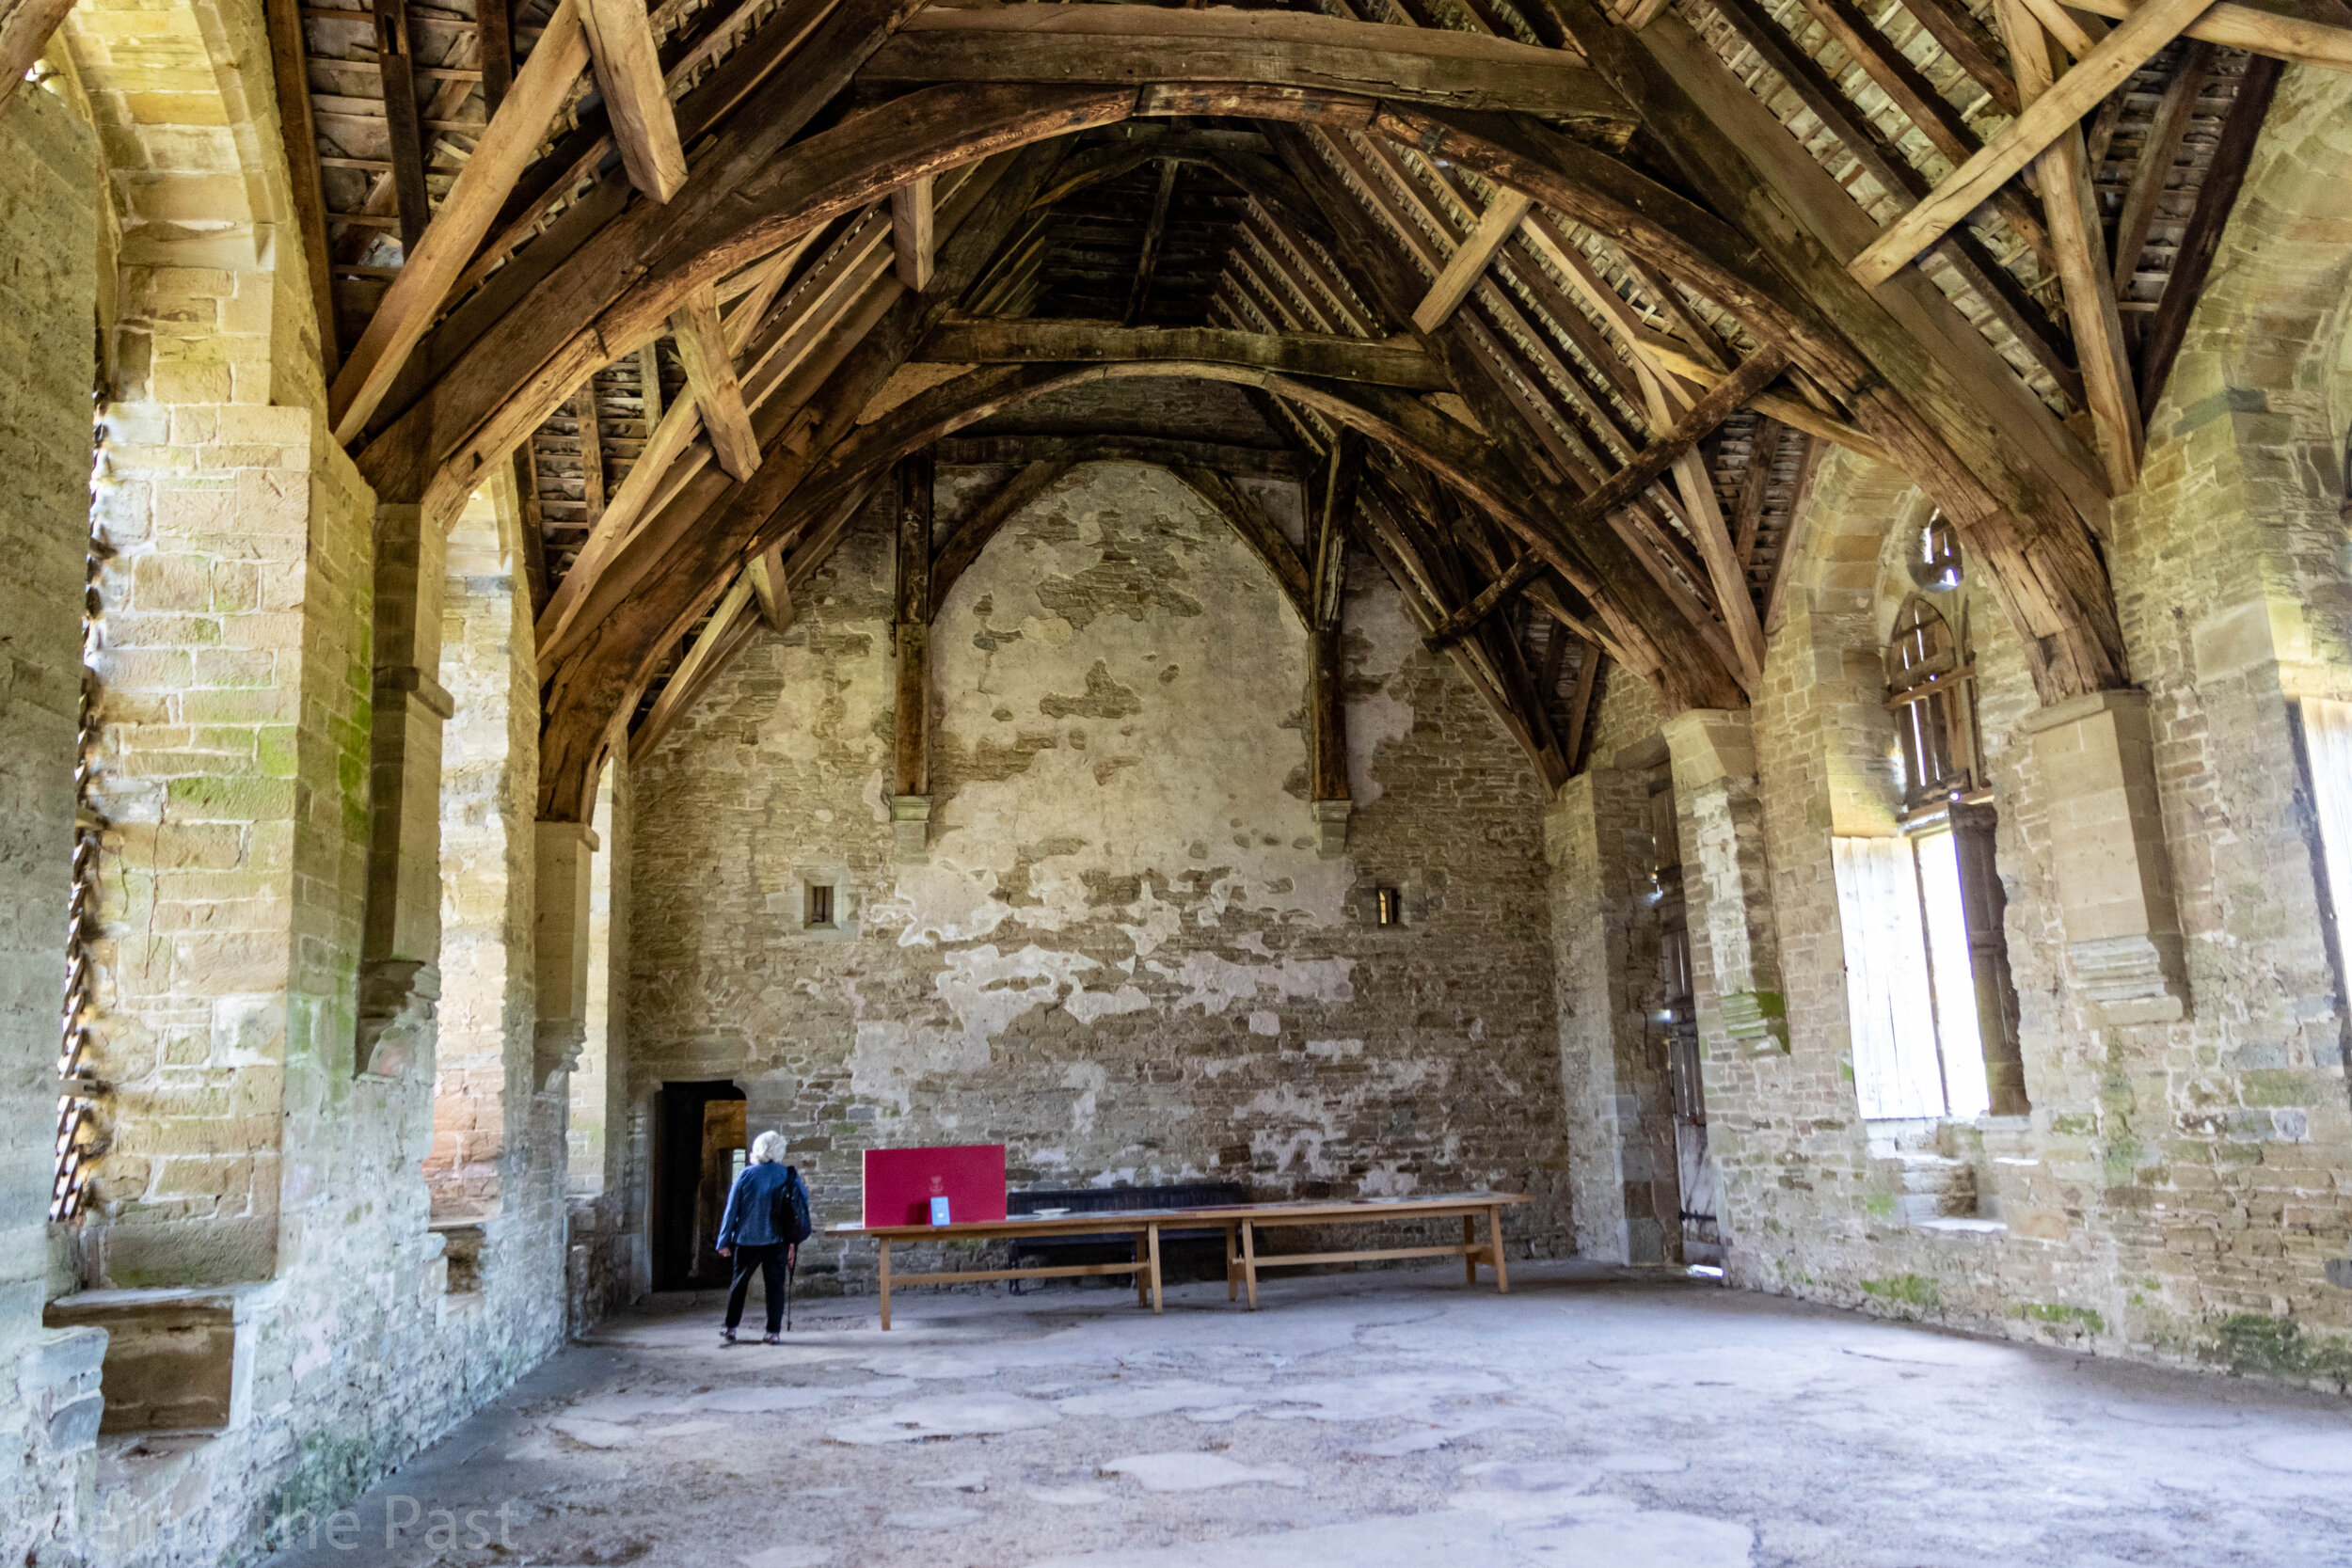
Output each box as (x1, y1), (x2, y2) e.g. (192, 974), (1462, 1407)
(863, 4), (1637, 132)
(913, 320), (1451, 389)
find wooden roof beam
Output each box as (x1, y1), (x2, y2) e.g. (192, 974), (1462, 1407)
(670, 283), (763, 480)
(0, 0), (75, 114)
(1412, 190), (1534, 333)
(1993, 0), (2139, 494)
(861, 4), (1638, 126)
(892, 174), (935, 290)
(580, 0), (689, 201)
(1850, 0), (2216, 287)
(629, 571), (756, 763)
(914, 320), (1449, 389)
(2057, 0), (2352, 70)
(327, 0), (591, 442)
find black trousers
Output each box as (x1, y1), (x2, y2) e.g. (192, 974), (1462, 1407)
(724, 1243), (789, 1334)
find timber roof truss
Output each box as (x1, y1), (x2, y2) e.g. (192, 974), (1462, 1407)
(246, 0), (2345, 817)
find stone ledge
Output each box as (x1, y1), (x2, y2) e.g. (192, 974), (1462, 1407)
(45, 1283), (273, 1436)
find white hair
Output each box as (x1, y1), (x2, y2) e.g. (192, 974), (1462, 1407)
(751, 1131), (786, 1164)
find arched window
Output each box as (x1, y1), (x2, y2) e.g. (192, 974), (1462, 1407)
(1886, 594), (1979, 810)
(1832, 562), (2028, 1126)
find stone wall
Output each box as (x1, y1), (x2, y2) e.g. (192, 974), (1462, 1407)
(1552, 63), (2352, 1391)
(627, 462), (1570, 1281)
(0, 67), (107, 1568)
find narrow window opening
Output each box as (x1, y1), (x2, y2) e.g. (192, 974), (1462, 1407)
(805, 882), (835, 929)
(1836, 592), (2026, 1120)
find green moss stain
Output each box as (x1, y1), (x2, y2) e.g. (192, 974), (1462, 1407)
(2206, 1314), (2352, 1386)
(1861, 1274), (1940, 1309)
(2010, 1302), (2106, 1336)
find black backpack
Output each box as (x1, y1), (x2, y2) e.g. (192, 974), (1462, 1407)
(771, 1164), (814, 1245)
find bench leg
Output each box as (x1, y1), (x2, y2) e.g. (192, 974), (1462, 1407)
(1134, 1233), (1148, 1307)
(1241, 1220), (1259, 1310)
(879, 1240), (893, 1332)
(1226, 1223), (1238, 1302)
(1464, 1213), (1478, 1284)
(1148, 1223), (1163, 1314)
(1488, 1205), (1509, 1294)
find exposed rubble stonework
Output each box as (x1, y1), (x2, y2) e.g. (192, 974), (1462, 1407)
(628, 463), (1572, 1280)
(1, 0), (2350, 1561)
(1554, 64), (2352, 1390)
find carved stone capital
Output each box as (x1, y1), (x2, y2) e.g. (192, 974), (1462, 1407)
(356, 959), (439, 1080)
(534, 1019), (587, 1090)
(1311, 798), (1352, 859)
(890, 794), (932, 863)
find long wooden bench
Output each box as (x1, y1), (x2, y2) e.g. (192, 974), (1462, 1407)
(830, 1192), (1527, 1329)
(1003, 1181), (1246, 1291)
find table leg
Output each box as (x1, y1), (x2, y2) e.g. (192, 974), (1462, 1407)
(1463, 1213), (1478, 1285)
(1488, 1205), (1509, 1294)
(1147, 1222), (1164, 1314)
(1240, 1219), (1259, 1310)
(1225, 1223), (1238, 1302)
(879, 1239), (893, 1331)
(1134, 1232), (1148, 1307)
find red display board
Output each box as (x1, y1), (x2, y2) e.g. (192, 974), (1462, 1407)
(863, 1144), (1008, 1228)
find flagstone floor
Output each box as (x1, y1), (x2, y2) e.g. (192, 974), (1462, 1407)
(262, 1261), (2352, 1568)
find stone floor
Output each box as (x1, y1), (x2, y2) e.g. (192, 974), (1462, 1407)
(262, 1262), (2352, 1567)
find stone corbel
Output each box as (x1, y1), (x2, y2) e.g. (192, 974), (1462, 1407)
(2021, 689), (2190, 1026)
(534, 821), (599, 1086)
(890, 794), (931, 863)
(358, 503), (452, 1078)
(1662, 710), (1788, 1055)
(1311, 799), (1352, 858)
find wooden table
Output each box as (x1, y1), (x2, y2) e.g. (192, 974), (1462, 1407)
(832, 1192), (1525, 1328)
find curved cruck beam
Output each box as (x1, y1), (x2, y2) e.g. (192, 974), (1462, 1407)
(535, 356), (1739, 819)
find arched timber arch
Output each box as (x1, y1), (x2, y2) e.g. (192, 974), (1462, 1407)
(536, 356), (1726, 816)
(357, 69), (2128, 719)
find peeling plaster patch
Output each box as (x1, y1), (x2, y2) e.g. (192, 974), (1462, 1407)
(934, 944), (1103, 1049)
(1248, 1010), (1281, 1037)
(1149, 951), (1355, 1014)
(1062, 1061), (1106, 1136)
(924, 467), (1354, 931)
(1119, 879), (1182, 959)
(1306, 1038), (1363, 1059)
(883, 862), (1015, 947)
(862, 770), (892, 824)
(1245, 1082), (1347, 1175)
(1065, 982), (1152, 1025)
(850, 1020), (990, 1110)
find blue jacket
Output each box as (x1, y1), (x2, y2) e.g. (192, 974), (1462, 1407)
(717, 1162), (804, 1250)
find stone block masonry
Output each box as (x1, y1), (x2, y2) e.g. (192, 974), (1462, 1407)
(628, 463), (1572, 1280)
(0, 70), (105, 1567)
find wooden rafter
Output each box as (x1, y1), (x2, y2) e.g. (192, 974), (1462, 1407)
(915, 321), (1446, 388)
(1123, 159), (1181, 325)
(891, 174), (935, 291)
(328, 0), (591, 442)
(1413, 191), (1534, 334)
(1991, 0), (2139, 494)
(580, 0), (688, 201)
(861, 3), (1643, 126)
(670, 283), (762, 481)
(2137, 54), (2282, 417)
(1850, 0), (2217, 287)
(371, 0), (435, 250)
(0, 0), (76, 114)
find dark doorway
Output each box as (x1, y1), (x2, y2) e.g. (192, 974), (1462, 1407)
(651, 1081), (747, 1290)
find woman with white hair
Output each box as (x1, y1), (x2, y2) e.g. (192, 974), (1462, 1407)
(715, 1131), (812, 1343)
